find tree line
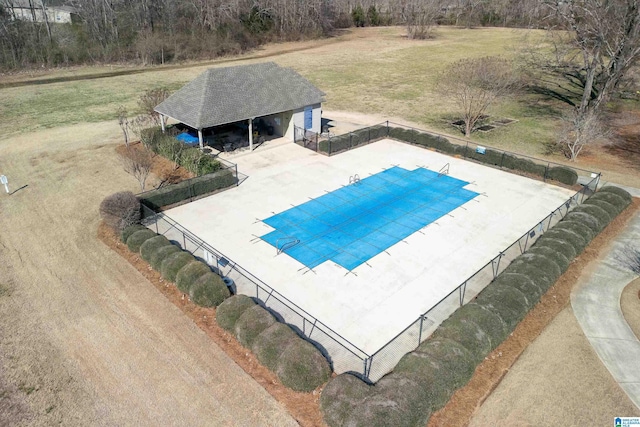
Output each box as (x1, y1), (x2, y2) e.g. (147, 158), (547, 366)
(0, 0), (549, 70)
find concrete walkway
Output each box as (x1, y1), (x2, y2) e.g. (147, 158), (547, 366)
(571, 210), (640, 410)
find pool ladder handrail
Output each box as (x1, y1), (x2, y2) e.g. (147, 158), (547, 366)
(276, 236), (300, 254)
(438, 163), (450, 176)
(349, 174), (361, 185)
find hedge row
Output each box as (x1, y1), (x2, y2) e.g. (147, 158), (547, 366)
(217, 295), (332, 392)
(320, 186), (632, 427)
(386, 126), (579, 186)
(120, 224), (230, 307)
(139, 169), (237, 211)
(319, 125), (387, 154)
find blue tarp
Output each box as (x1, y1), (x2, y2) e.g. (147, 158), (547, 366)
(176, 132), (199, 144)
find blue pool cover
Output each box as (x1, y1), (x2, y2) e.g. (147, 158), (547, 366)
(261, 166), (479, 271)
(176, 132), (199, 144)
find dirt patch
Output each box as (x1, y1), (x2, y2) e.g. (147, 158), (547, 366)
(114, 141), (193, 189)
(428, 198), (640, 427)
(621, 277), (640, 341)
(97, 222), (327, 427)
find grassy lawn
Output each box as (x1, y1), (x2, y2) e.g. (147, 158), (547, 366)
(0, 26), (603, 158)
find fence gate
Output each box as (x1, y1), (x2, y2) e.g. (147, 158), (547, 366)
(294, 126), (318, 152)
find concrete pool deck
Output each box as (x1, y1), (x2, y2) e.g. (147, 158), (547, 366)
(162, 139), (576, 377)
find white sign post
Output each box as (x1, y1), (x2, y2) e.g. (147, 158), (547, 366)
(0, 175), (9, 194)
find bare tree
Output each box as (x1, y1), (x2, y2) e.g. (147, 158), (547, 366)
(137, 88), (169, 125)
(534, 0), (640, 160)
(558, 109), (609, 161)
(119, 147), (153, 191)
(438, 56), (519, 137)
(117, 105), (130, 146)
(397, 0), (441, 39)
(615, 244), (640, 275)
(130, 114), (155, 145)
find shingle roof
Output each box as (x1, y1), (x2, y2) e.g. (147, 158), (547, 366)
(154, 62), (325, 129)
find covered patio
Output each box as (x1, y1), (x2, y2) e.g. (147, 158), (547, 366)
(154, 62), (325, 153)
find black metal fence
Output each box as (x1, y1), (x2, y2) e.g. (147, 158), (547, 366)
(140, 124), (602, 382)
(139, 204), (371, 377)
(138, 156), (240, 213)
(294, 123), (389, 156)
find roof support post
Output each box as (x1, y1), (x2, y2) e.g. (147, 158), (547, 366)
(198, 129), (204, 150)
(160, 115), (166, 133)
(248, 118), (254, 151)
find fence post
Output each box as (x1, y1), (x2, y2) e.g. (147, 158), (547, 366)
(386, 120), (389, 136)
(544, 162), (549, 182)
(464, 141), (469, 158)
(418, 315), (424, 345)
(349, 132), (353, 149)
(368, 127), (371, 144)
(459, 282), (467, 305)
(500, 152), (505, 169)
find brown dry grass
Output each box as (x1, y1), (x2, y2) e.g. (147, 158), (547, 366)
(622, 277), (640, 341)
(97, 221), (327, 427)
(428, 198), (640, 427)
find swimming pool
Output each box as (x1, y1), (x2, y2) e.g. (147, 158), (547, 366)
(260, 166), (479, 271)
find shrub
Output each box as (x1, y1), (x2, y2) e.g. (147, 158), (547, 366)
(139, 169), (236, 210)
(598, 186), (632, 204)
(474, 284), (530, 330)
(571, 204), (612, 230)
(276, 339), (331, 392)
(502, 155), (546, 177)
(547, 166), (578, 186)
(538, 221), (593, 254)
(394, 350), (456, 413)
(175, 261), (211, 294)
(234, 305), (277, 348)
(503, 259), (558, 293)
(563, 211), (602, 235)
(450, 302), (508, 349)
(149, 244), (181, 271)
(583, 198), (620, 219)
(189, 273), (230, 307)
(490, 273), (544, 309)
(388, 127), (406, 140)
(100, 191), (141, 233)
(345, 373), (431, 427)
(327, 134), (351, 153)
(320, 374), (371, 427)
(216, 295), (256, 332)
(533, 236), (577, 261)
(197, 156), (222, 175)
(527, 245), (570, 273)
(366, 125), (388, 141)
(431, 315), (491, 363)
(465, 147), (503, 166)
(126, 229), (157, 253)
(252, 322), (300, 371)
(160, 251), (195, 283)
(121, 224), (148, 243)
(588, 191), (629, 212)
(139, 235), (171, 262)
(510, 252), (562, 281)
(552, 220), (595, 245)
(415, 338), (475, 390)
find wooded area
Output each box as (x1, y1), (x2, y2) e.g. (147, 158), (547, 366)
(0, 0), (549, 70)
